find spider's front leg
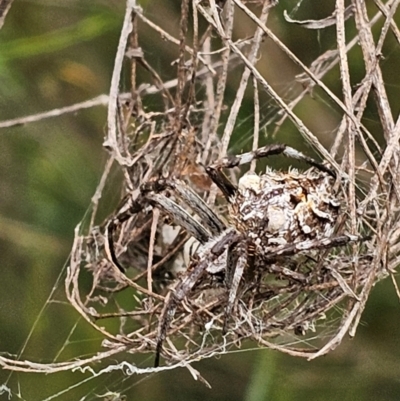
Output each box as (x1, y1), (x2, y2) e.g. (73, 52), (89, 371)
(105, 179), (220, 272)
(222, 143), (335, 176)
(144, 178), (226, 236)
(154, 228), (242, 367)
(205, 143), (336, 200)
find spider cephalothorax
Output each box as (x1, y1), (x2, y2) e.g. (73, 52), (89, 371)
(106, 143), (362, 366)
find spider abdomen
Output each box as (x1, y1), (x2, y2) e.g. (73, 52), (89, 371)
(229, 169), (340, 253)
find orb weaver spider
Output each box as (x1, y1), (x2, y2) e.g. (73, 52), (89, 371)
(106, 144), (361, 366)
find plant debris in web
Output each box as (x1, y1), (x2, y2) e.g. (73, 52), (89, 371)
(3, 0), (400, 385)
(68, 0), (396, 373)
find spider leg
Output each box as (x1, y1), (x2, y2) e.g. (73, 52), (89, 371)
(146, 192), (211, 244)
(263, 234), (365, 261)
(105, 196), (144, 272)
(155, 228), (242, 367)
(207, 144), (336, 183)
(146, 178), (226, 235)
(106, 189), (212, 271)
(223, 242), (248, 333)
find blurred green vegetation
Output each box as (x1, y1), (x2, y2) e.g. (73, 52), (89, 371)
(0, 1), (399, 400)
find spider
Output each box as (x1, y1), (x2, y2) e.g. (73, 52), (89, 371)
(106, 144), (361, 367)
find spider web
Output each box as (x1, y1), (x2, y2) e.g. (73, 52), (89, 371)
(1, 0), (400, 399)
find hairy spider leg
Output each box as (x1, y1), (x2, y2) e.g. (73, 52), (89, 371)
(223, 242), (248, 333)
(207, 143), (336, 184)
(147, 193), (211, 243)
(146, 178), (226, 235)
(106, 189), (213, 271)
(155, 229), (242, 367)
(262, 233), (364, 260)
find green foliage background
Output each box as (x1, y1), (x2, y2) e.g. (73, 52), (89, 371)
(0, 1), (399, 400)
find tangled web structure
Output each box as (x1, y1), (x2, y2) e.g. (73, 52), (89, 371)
(6, 0), (397, 381)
